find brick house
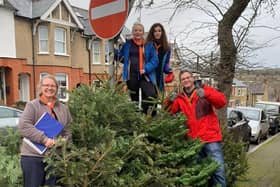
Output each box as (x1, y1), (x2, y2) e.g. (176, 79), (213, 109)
(0, 0), (129, 105)
(229, 79), (248, 107)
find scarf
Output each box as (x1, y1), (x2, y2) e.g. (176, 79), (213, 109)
(183, 88), (197, 104)
(40, 95), (57, 118)
(132, 38), (144, 74)
(154, 43), (161, 54)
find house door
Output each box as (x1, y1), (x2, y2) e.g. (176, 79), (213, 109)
(19, 74), (30, 102)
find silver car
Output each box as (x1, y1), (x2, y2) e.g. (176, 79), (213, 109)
(255, 101), (280, 135)
(0, 106), (22, 128)
(235, 107), (269, 144)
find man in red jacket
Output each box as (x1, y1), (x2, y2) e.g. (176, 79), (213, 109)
(169, 69), (227, 187)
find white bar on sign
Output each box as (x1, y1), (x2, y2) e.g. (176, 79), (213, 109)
(91, 0), (126, 19)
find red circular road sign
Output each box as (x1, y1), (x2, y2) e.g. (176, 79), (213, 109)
(89, 0), (129, 39)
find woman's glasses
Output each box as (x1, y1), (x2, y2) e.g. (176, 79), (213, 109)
(42, 84), (56, 88)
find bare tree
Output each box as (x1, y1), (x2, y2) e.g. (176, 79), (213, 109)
(134, 0), (278, 123)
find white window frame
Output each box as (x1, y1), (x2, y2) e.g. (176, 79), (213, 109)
(40, 72), (49, 80)
(93, 80), (101, 87)
(38, 26), (49, 53)
(54, 28), (66, 55)
(55, 73), (69, 102)
(237, 88), (241, 96)
(92, 41), (101, 64)
(104, 41), (110, 65)
(39, 72), (50, 96)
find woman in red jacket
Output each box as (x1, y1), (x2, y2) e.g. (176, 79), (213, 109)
(170, 69), (227, 187)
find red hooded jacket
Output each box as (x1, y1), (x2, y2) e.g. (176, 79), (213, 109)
(170, 85), (226, 143)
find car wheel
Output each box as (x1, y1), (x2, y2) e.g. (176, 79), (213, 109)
(275, 125), (279, 134)
(272, 126), (278, 135)
(255, 134), (261, 145)
(264, 131), (269, 140)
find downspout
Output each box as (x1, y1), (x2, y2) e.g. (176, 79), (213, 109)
(31, 20), (39, 98)
(87, 37), (92, 85)
(31, 22), (36, 98)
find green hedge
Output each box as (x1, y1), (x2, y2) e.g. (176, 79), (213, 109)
(0, 128), (22, 186)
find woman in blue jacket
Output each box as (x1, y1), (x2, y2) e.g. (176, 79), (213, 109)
(118, 22), (159, 115)
(146, 23), (174, 93)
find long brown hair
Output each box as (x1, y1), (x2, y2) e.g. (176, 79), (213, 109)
(146, 23), (170, 52)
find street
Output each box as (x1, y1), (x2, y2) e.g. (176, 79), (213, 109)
(248, 133), (278, 154)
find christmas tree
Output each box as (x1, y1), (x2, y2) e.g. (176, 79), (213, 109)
(45, 83), (246, 187)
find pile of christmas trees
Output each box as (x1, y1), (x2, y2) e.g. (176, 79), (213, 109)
(45, 83), (247, 187)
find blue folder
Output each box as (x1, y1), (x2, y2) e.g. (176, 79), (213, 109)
(23, 112), (64, 154)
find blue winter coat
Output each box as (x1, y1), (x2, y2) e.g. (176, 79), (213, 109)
(118, 40), (159, 85)
(156, 49), (172, 91)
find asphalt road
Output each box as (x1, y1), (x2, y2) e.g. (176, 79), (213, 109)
(248, 133), (277, 153)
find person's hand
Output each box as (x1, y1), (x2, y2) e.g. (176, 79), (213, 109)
(140, 69), (145, 75)
(196, 88), (205, 98)
(164, 91), (178, 111)
(168, 91), (178, 102)
(44, 138), (55, 148)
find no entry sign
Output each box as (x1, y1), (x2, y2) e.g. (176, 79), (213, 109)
(89, 0), (129, 39)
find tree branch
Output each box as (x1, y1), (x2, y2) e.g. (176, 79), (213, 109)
(207, 0), (224, 17)
(236, 0), (263, 48)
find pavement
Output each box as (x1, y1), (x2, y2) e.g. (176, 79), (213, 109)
(237, 133), (280, 187)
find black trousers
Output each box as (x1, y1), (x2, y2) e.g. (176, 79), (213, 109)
(127, 76), (157, 115)
(21, 156), (57, 187)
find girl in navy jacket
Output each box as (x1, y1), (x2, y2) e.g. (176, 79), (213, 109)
(117, 22), (159, 115)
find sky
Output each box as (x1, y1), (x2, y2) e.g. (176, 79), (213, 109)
(69, 0), (280, 68)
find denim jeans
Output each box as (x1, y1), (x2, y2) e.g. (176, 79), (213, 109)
(199, 142), (226, 187)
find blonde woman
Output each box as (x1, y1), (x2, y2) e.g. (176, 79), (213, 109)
(18, 74), (72, 187)
(117, 22), (159, 115)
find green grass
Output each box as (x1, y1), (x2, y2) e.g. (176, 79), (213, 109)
(237, 134), (280, 187)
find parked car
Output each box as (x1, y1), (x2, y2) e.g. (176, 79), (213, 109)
(255, 101), (280, 135)
(0, 106), (22, 129)
(227, 108), (251, 151)
(235, 107), (269, 144)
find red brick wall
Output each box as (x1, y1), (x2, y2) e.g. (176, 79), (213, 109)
(0, 58), (33, 105)
(0, 58), (99, 106)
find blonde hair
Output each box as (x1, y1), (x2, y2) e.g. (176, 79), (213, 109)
(132, 22), (144, 33)
(37, 74), (59, 97)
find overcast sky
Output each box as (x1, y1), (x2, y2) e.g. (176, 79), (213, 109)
(69, 0), (280, 68)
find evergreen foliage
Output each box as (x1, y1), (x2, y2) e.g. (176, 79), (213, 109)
(46, 84), (219, 186)
(0, 83), (249, 187)
(0, 128), (22, 186)
(0, 86), (248, 187)
(222, 126), (249, 187)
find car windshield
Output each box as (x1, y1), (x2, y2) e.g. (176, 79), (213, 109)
(227, 108), (232, 117)
(255, 103), (279, 114)
(236, 108), (260, 121)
